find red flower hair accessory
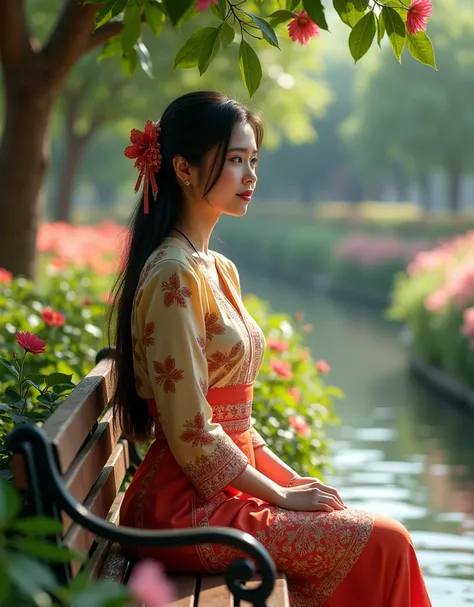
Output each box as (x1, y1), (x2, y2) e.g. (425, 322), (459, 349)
(124, 120), (162, 214)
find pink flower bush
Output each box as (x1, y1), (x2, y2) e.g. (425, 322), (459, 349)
(0, 268), (13, 284)
(270, 359), (293, 380)
(196, 0), (218, 11)
(407, 0), (433, 35)
(16, 332), (46, 355)
(288, 11), (320, 45)
(128, 560), (175, 607)
(37, 221), (127, 276)
(41, 307), (66, 327)
(334, 234), (431, 268)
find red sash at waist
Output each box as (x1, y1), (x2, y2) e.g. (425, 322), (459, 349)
(205, 383), (253, 406)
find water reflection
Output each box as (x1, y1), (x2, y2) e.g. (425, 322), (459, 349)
(239, 268), (474, 606)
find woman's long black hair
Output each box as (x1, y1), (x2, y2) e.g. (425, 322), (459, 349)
(109, 91), (263, 443)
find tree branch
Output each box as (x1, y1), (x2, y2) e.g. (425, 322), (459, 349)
(0, 0), (33, 74)
(42, 0), (99, 90)
(85, 21), (124, 53)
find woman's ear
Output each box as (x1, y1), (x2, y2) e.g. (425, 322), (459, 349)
(173, 155), (195, 187)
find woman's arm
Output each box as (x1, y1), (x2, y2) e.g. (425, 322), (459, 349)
(254, 445), (300, 487)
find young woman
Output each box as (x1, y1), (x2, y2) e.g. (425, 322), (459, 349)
(112, 91), (432, 607)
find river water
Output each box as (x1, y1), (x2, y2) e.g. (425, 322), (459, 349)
(240, 269), (474, 607)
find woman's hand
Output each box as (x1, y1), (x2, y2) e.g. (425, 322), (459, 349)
(276, 477), (346, 512)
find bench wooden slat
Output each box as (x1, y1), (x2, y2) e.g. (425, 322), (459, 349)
(46, 359), (114, 474)
(197, 575), (233, 606)
(62, 408), (122, 534)
(241, 573), (290, 607)
(86, 493), (124, 580)
(64, 440), (129, 575)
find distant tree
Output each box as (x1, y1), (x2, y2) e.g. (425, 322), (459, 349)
(344, 0), (474, 211)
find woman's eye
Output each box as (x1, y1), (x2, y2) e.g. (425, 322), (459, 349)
(251, 157), (259, 166)
(230, 157), (242, 163)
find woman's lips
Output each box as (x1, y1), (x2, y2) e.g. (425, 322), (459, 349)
(237, 191), (253, 201)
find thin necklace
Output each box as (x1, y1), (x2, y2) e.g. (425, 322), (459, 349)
(172, 228), (209, 268)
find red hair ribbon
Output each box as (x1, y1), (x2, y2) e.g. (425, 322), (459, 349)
(124, 120), (162, 214)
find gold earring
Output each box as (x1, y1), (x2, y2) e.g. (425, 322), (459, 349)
(185, 179), (191, 186)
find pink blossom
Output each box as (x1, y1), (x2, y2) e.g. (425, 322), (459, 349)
(41, 307), (66, 327)
(288, 11), (320, 45)
(315, 360), (330, 374)
(128, 560), (175, 607)
(288, 387), (301, 403)
(461, 307), (474, 340)
(16, 332), (46, 355)
(289, 415), (310, 436)
(0, 268), (13, 284)
(196, 0), (218, 11)
(267, 338), (289, 353)
(270, 359), (293, 380)
(407, 0), (433, 35)
(294, 311), (304, 322)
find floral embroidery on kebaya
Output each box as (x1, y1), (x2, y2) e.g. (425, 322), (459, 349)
(207, 341), (243, 373)
(162, 273), (192, 308)
(153, 356), (184, 393)
(197, 335), (206, 356)
(143, 321), (155, 347)
(138, 250), (166, 289)
(205, 312), (225, 340)
(179, 412), (215, 447)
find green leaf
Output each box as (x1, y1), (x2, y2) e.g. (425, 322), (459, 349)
(333, 0), (365, 28)
(37, 393), (56, 407)
(9, 538), (85, 563)
(136, 41), (154, 77)
(144, 0), (166, 35)
(70, 581), (131, 607)
(0, 469), (13, 481)
(219, 22), (235, 47)
(7, 553), (58, 598)
(25, 373), (45, 385)
(384, 0), (407, 21)
(163, 0), (194, 25)
(349, 11), (376, 62)
(353, 0), (369, 10)
(267, 10), (296, 27)
(407, 31), (437, 69)
(12, 516), (63, 536)
(246, 13), (279, 48)
(287, 0), (301, 9)
(121, 3), (142, 53)
(4, 389), (22, 406)
(0, 480), (20, 526)
(303, 0), (329, 31)
(95, 0), (128, 29)
(377, 10), (385, 47)
(175, 27), (219, 69)
(239, 39), (262, 98)
(383, 6), (405, 62)
(8, 411), (29, 424)
(46, 373), (73, 387)
(0, 357), (19, 378)
(198, 27), (220, 75)
(210, 0), (227, 19)
(0, 404), (11, 413)
(52, 383), (76, 394)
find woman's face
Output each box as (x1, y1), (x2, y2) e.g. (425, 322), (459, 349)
(199, 121), (259, 217)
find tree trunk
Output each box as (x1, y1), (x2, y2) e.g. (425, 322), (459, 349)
(54, 131), (86, 223)
(0, 88), (54, 278)
(447, 164), (462, 213)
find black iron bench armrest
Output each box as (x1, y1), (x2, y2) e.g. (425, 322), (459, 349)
(7, 424), (276, 607)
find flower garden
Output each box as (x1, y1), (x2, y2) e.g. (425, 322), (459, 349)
(0, 221), (341, 606)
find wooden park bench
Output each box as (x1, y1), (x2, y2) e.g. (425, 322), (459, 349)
(7, 348), (290, 607)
